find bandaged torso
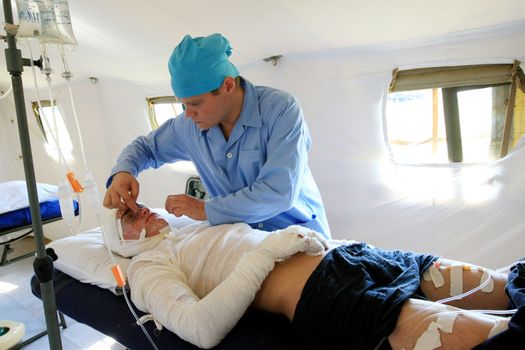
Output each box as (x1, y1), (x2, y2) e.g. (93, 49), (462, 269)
(127, 222), (327, 349)
(167, 222), (268, 297)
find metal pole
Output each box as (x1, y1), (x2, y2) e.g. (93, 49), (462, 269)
(442, 87), (463, 162)
(2, 1), (63, 348)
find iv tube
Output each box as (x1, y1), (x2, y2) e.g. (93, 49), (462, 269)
(27, 41), (68, 171)
(101, 220), (160, 350)
(401, 261), (522, 346)
(58, 45), (99, 212)
(26, 40), (83, 191)
(407, 307), (517, 347)
(26, 40), (77, 227)
(59, 44), (88, 169)
(57, 176), (74, 227)
(57, 44), (160, 350)
(25, 29), (159, 350)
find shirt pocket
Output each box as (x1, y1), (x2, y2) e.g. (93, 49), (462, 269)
(238, 149), (264, 183)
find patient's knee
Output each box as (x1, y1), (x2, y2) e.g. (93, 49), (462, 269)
(420, 259), (509, 309)
(388, 299), (509, 350)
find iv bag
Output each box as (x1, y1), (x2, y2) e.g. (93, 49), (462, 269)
(15, 0), (42, 38)
(39, 0), (77, 46)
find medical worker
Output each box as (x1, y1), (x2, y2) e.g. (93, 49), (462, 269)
(103, 33), (330, 238)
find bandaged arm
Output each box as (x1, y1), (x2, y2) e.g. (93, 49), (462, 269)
(128, 228), (326, 349)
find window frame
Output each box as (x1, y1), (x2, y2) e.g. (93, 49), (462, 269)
(387, 60), (525, 163)
(31, 99), (74, 161)
(146, 95), (184, 130)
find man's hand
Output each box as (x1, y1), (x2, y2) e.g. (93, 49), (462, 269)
(258, 226), (328, 262)
(103, 172), (140, 217)
(165, 194), (207, 221)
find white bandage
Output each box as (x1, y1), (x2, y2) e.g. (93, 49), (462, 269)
(423, 264), (445, 288)
(129, 247), (277, 349)
(102, 208), (167, 258)
(128, 226), (325, 349)
(449, 265), (463, 296)
(487, 318), (509, 339)
(260, 225), (328, 262)
(414, 313), (458, 350)
(480, 269), (495, 293)
(424, 262), (494, 297)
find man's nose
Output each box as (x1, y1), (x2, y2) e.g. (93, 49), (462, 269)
(139, 207), (149, 216)
(184, 106), (195, 118)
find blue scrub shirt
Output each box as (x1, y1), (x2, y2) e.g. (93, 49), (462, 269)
(110, 78), (330, 238)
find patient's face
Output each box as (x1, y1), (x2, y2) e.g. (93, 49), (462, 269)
(120, 205), (169, 240)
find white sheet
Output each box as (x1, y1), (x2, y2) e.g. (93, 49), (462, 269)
(47, 229), (131, 294)
(0, 180), (58, 214)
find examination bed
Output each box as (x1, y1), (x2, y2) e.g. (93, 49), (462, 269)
(30, 213), (296, 350)
(31, 270), (294, 349)
(0, 181), (79, 266)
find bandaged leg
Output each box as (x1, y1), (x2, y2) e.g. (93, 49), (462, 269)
(472, 306), (525, 349)
(389, 299), (509, 350)
(421, 259), (509, 310)
(422, 260), (493, 297)
(413, 313), (457, 350)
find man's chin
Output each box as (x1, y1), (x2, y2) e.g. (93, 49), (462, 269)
(196, 123), (211, 130)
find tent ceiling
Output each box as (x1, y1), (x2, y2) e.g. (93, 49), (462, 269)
(1, 0), (525, 88)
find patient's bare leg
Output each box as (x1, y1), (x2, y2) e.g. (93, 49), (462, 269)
(419, 259), (510, 310)
(388, 299), (509, 350)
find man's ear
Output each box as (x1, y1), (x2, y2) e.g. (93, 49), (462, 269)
(222, 76), (236, 94)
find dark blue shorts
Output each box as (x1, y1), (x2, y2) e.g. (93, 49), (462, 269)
(291, 243), (438, 350)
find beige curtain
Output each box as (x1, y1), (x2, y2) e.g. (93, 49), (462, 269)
(389, 60), (525, 93)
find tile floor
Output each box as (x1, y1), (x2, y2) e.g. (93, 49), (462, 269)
(0, 238), (126, 350)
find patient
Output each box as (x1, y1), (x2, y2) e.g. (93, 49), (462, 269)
(102, 206), (525, 349)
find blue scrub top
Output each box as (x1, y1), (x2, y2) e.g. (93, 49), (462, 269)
(109, 78), (330, 238)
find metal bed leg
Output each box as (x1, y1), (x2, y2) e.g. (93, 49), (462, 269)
(0, 244), (36, 267)
(0, 244), (12, 266)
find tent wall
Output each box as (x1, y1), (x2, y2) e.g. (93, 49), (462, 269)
(0, 20), (524, 267)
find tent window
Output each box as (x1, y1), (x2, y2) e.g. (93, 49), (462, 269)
(146, 96), (196, 174)
(31, 100), (73, 161)
(147, 96), (184, 130)
(386, 60), (525, 164)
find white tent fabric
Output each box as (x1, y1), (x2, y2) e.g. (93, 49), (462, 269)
(0, 16), (524, 268)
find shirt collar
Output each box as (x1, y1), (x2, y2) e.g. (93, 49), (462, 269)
(200, 76), (261, 137)
(237, 77), (262, 128)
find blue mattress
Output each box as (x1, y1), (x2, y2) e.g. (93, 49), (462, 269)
(0, 200), (79, 232)
(31, 269), (295, 349)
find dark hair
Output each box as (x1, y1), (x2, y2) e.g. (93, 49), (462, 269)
(210, 76), (241, 95)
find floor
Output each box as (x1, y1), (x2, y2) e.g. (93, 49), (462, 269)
(0, 237), (126, 350)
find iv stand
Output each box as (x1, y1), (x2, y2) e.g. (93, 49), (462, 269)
(2, 1), (63, 349)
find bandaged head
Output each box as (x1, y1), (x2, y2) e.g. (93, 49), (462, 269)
(102, 208), (169, 258)
(168, 33), (240, 98)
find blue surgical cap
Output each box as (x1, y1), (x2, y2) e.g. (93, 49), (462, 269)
(168, 33), (240, 99)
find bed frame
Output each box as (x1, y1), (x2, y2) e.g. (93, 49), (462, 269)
(0, 216), (61, 266)
(0, 200), (79, 266)
(31, 268), (296, 349)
